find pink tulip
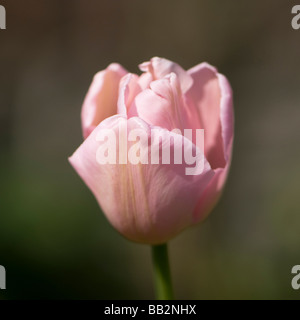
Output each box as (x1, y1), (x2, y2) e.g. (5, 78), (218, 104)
(69, 57), (234, 244)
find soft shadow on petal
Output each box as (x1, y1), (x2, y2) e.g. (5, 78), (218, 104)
(193, 158), (231, 223)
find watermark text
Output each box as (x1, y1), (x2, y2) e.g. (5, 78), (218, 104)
(0, 265), (6, 289)
(292, 5), (300, 30)
(0, 5), (6, 29)
(96, 123), (205, 176)
(292, 265), (300, 290)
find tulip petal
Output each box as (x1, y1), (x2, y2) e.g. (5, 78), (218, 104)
(137, 72), (153, 90)
(187, 64), (234, 222)
(131, 73), (189, 132)
(139, 57), (193, 93)
(117, 73), (141, 116)
(186, 63), (231, 170)
(69, 116), (214, 244)
(193, 159), (232, 223)
(81, 63), (127, 139)
(217, 73), (234, 161)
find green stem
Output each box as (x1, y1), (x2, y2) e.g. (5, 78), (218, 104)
(151, 243), (173, 300)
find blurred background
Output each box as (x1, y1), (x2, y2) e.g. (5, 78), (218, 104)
(0, 0), (300, 300)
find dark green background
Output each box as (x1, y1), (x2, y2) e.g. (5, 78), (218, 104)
(0, 0), (300, 299)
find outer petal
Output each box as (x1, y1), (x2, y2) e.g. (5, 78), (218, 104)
(81, 63), (127, 139)
(139, 57), (193, 93)
(69, 116), (214, 244)
(189, 65), (234, 222)
(186, 63), (226, 169)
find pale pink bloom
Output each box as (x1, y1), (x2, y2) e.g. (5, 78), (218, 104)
(69, 57), (234, 244)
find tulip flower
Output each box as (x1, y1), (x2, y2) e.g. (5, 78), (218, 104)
(69, 57), (234, 299)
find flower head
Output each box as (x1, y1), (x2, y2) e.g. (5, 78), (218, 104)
(69, 57), (234, 244)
